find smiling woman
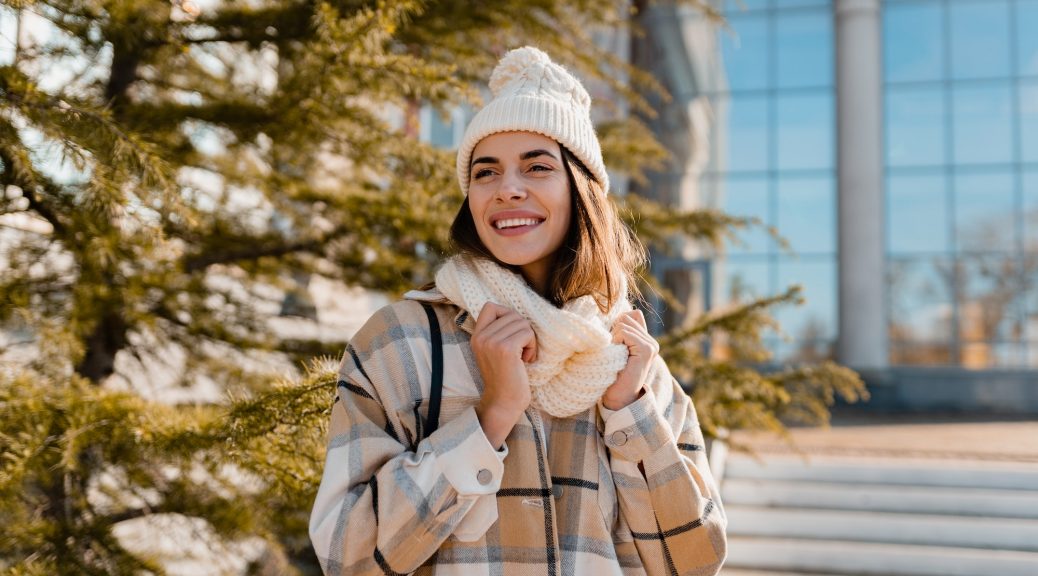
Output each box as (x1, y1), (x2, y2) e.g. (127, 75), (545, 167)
(451, 130), (640, 311)
(462, 132), (573, 296)
(309, 46), (728, 576)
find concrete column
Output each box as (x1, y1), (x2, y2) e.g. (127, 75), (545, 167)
(835, 0), (887, 369)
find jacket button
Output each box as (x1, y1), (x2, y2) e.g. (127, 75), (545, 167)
(553, 485), (564, 499)
(477, 468), (493, 485)
(610, 430), (628, 447)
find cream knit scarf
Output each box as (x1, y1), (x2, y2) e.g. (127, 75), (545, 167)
(435, 255), (630, 418)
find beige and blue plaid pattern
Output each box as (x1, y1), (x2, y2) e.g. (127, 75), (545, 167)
(310, 293), (727, 575)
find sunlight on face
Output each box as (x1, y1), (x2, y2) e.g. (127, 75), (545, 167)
(467, 132), (573, 291)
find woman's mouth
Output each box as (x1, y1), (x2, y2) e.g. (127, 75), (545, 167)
(493, 217), (544, 236)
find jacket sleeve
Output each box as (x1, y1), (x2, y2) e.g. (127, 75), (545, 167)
(309, 323), (506, 575)
(599, 357), (728, 576)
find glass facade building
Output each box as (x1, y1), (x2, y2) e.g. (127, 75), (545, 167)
(706, 0), (839, 363)
(706, 0), (1038, 370)
(883, 0), (1038, 368)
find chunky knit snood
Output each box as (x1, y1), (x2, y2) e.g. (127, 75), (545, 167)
(435, 255), (630, 418)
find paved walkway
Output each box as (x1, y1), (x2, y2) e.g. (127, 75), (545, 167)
(727, 414), (1038, 464)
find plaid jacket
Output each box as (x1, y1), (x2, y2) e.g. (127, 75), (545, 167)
(310, 290), (727, 575)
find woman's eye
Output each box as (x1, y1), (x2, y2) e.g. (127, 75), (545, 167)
(529, 164), (551, 172)
(474, 168), (494, 179)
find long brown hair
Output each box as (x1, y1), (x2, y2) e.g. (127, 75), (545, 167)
(449, 143), (647, 312)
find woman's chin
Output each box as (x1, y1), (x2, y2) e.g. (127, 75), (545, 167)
(489, 251), (542, 268)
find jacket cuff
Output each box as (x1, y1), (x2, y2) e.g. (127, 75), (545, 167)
(601, 389), (675, 462)
(429, 406), (507, 496)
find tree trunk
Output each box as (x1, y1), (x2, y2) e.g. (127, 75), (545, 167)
(75, 310), (128, 383)
(75, 39), (139, 384)
(105, 41), (140, 112)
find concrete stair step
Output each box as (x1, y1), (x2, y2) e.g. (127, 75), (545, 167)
(724, 454), (1038, 491)
(726, 536), (1038, 576)
(722, 478), (1038, 519)
(725, 506), (1038, 552)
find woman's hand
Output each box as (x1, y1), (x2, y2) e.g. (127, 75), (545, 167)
(471, 302), (537, 448)
(602, 309), (658, 411)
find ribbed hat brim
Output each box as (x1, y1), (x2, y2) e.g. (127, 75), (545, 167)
(456, 95), (609, 195)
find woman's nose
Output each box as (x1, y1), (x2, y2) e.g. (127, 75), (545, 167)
(495, 170), (527, 201)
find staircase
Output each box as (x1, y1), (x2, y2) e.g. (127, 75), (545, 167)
(718, 451), (1038, 576)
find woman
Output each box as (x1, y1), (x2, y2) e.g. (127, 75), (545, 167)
(310, 46), (727, 576)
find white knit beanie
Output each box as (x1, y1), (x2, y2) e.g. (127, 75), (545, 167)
(456, 46), (609, 196)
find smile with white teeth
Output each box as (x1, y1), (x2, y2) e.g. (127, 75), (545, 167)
(494, 218), (543, 230)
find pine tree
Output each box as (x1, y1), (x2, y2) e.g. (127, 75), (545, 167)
(0, 0), (865, 573)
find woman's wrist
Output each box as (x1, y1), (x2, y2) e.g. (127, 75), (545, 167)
(601, 386), (645, 411)
(475, 402), (524, 450)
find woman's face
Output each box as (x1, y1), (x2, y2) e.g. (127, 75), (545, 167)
(467, 131), (572, 289)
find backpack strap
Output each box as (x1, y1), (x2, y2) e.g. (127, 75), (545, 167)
(419, 302), (443, 437)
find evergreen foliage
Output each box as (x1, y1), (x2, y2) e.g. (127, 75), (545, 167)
(0, 0), (865, 573)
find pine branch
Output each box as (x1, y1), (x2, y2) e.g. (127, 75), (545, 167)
(0, 138), (68, 236)
(661, 285), (803, 346)
(181, 225), (350, 273)
(2, 65), (177, 199)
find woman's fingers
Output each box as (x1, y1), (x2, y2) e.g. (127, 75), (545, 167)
(623, 309), (648, 330)
(473, 304), (538, 363)
(493, 320), (537, 359)
(475, 301), (508, 330)
(612, 318), (659, 356)
(475, 305), (524, 341)
(617, 309), (649, 331)
(477, 310), (524, 341)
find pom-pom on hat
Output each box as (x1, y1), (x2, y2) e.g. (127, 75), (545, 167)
(456, 47), (609, 195)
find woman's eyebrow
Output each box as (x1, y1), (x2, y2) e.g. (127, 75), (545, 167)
(520, 149), (558, 161)
(470, 156), (498, 168)
(470, 149), (558, 170)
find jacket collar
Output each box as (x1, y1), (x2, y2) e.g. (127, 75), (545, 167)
(403, 286), (475, 334)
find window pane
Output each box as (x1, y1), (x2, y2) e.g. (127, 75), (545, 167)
(886, 87), (946, 167)
(723, 94), (770, 172)
(721, 0), (768, 13)
(1026, 169), (1038, 252)
(1019, 1), (1038, 77)
(952, 83), (1013, 165)
(891, 343), (954, 366)
(722, 258), (772, 303)
(887, 257), (954, 344)
(773, 0), (831, 7)
(1022, 81), (1038, 164)
(722, 15), (769, 92)
(1028, 258), (1038, 342)
(773, 339), (835, 364)
(949, 1), (1011, 80)
(883, 1), (944, 83)
(776, 92), (833, 171)
(888, 172), (949, 253)
(961, 343), (1025, 369)
(959, 255), (1025, 343)
(776, 10), (832, 89)
(775, 258), (837, 342)
(427, 109), (455, 148)
(776, 176), (834, 254)
(721, 176), (772, 254)
(955, 171), (1016, 252)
